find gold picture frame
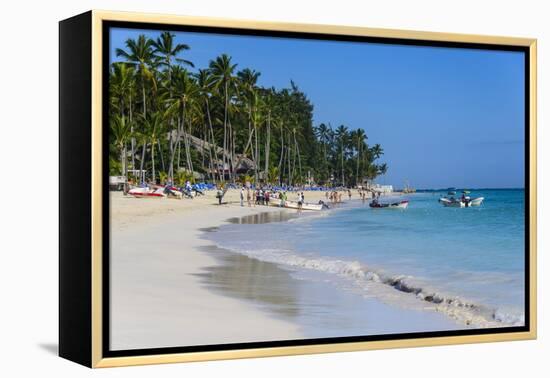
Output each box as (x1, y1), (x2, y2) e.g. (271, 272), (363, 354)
(59, 10), (537, 368)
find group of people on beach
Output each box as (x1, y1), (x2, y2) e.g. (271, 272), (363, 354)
(324, 188), (377, 204)
(238, 187), (308, 209)
(357, 189), (376, 202)
(239, 188), (276, 207)
(326, 190), (343, 203)
(234, 185), (381, 209)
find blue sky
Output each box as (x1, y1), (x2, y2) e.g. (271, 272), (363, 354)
(110, 28), (525, 189)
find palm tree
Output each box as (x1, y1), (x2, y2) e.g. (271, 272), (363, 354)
(115, 35), (157, 119)
(152, 31), (194, 73)
(116, 35), (158, 180)
(153, 31), (194, 182)
(290, 122), (303, 185)
(238, 68), (261, 138)
(209, 54), (237, 181)
(110, 63), (136, 170)
(108, 32), (388, 189)
(335, 125), (349, 186)
(378, 163), (388, 177)
(110, 114), (132, 184)
(140, 111), (166, 184)
(249, 90), (264, 182)
(166, 67), (198, 180)
(353, 128), (367, 186)
(196, 68), (219, 182)
(371, 143), (384, 159)
(237, 68), (261, 178)
(267, 166), (280, 184)
(263, 89), (275, 176)
(315, 123), (332, 183)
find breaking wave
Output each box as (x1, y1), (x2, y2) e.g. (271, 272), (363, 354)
(206, 242), (525, 328)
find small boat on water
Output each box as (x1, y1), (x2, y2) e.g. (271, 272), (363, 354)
(283, 200), (323, 211)
(470, 197), (484, 206)
(369, 200), (409, 209)
(439, 196), (484, 207)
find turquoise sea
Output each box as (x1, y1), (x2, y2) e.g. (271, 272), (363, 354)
(206, 189), (525, 328)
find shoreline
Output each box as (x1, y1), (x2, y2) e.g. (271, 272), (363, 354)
(110, 192), (305, 350)
(110, 189), (462, 350)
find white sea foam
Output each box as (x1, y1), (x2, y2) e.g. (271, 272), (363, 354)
(209, 242), (524, 329)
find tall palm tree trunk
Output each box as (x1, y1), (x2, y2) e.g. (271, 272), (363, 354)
(168, 109), (184, 182)
(157, 139), (165, 173)
(228, 120), (235, 182)
(177, 141), (181, 171)
(142, 79), (147, 117)
(205, 99), (220, 183)
(356, 142), (361, 187)
(254, 127), (259, 183)
(264, 113), (271, 175)
(120, 144), (126, 191)
(140, 141), (146, 182)
(293, 129), (302, 184)
(341, 141), (345, 187)
(151, 139), (156, 184)
(183, 123), (193, 172)
(129, 94), (135, 172)
(222, 80), (229, 181)
(278, 124), (284, 184)
(287, 140), (292, 186)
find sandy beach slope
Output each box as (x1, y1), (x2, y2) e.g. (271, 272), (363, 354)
(110, 190), (329, 350)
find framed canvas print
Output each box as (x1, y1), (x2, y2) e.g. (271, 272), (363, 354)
(59, 10), (537, 368)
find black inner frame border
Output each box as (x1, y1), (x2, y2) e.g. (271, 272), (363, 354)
(101, 20), (531, 359)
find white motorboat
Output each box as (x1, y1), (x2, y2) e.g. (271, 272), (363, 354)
(439, 196), (484, 207)
(283, 200), (323, 211)
(369, 200), (409, 209)
(469, 197), (484, 206)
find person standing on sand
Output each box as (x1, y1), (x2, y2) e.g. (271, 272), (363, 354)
(297, 192), (303, 212)
(216, 186), (224, 205)
(265, 191), (270, 206)
(280, 191), (286, 207)
(348, 189), (352, 200)
(240, 188), (244, 207)
(247, 189), (252, 207)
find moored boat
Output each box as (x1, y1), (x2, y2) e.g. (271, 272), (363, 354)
(128, 187), (166, 198)
(284, 200), (323, 211)
(369, 200), (409, 209)
(439, 196), (484, 207)
(469, 197), (484, 206)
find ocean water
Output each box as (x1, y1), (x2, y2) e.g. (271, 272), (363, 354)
(205, 189), (526, 328)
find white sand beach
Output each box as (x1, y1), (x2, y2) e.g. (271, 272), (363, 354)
(110, 190), (310, 350)
(110, 189), (459, 350)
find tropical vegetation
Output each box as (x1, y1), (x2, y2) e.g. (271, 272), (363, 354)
(109, 31), (388, 187)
